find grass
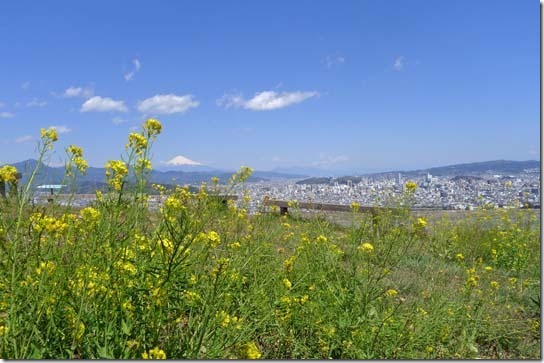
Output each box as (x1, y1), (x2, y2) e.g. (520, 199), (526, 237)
(0, 120), (540, 359)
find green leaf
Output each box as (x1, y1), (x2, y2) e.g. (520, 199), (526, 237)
(121, 319), (131, 335)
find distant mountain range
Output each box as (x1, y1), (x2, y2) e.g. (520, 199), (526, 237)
(4, 159), (308, 194)
(296, 160), (540, 185)
(2, 159), (539, 193)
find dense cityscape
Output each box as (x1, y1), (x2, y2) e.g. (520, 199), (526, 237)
(38, 168), (541, 213)
(235, 170), (540, 212)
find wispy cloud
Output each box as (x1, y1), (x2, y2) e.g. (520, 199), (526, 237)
(15, 135), (34, 143)
(162, 155), (203, 166)
(217, 90), (318, 111)
(112, 117), (129, 125)
(26, 98), (47, 107)
(62, 86), (94, 98)
(124, 58), (142, 81)
(393, 56), (405, 71)
(81, 96), (128, 113)
(312, 153), (349, 167)
(21, 81), (30, 90)
(137, 94), (199, 115)
(49, 125), (71, 134)
(0, 112), (14, 118)
(322, 53), (345, 68)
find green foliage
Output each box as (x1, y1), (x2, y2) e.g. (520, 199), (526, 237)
(0, 121), (540, 359)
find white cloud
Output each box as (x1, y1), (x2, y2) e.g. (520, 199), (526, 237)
(49, 125), (71, 134)
(162, 155), (203, 166)
(21, 81), (30, 90)
(63, 86), (94, 98)
(137, 94), (199, 115)
(15, 135), (34, 143)
(218, 90), (319, 111)
(112, 117), (129, 125)
(312, 153), (349, 167)
(322, 54), (345, 68)
(0, 112), (14, 118)
(81, 96), (128, 112)
(124, 58), (142, 81)
(26, 98), (47, 107)
(393, 56), (405, 71)
(46, 161), (65, 167)
(217, 93), (245, 108)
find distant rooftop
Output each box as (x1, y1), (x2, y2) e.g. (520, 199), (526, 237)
(37, 185), (65, 189)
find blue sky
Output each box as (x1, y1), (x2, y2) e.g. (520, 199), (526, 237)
(0, 0), (539, 173)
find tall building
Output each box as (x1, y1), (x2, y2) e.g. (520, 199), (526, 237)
(426, 173), (433, 183)
(397, 173), (402, 186)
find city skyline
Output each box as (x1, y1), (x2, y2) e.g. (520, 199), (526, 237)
(0, 0), (539, 173)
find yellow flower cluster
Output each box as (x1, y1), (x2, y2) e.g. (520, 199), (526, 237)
(68, 265), (110, 298)
(229, 166), (253, 184)
(465, 267), (479, 288)
(80, 207), (100, 226)
(405, 181), (417, 193)
(350, 202), (360, 212)
(316, 235), (328, 244)
(385, 289), (398, 297)
(0, 165), (19, 184)
(66, 145), (88, 175)
(197, 231), (221, 248)
(282, 278), (292, 290)
(135, 158), (152, 171)
(30, 213), (69, 237)
(142, 118), (162, 139)
(240, 342), (261, 359)
(414, 217), (427, 229)
(104, 160), (128, 191)
(65, 306), (85, 342)
(35, 261), (56, 275)
(283, 255), (296, 272)
(217, 310), (243, 329)
(182, 290), (201, 304)
(114, 260), (137, 276)
(127, 132), (148, 154)
(142, 347), (166, 359)
(280, 294), (309, 306)
(358, 242), (374, 254)
(40, 127), (58, 149)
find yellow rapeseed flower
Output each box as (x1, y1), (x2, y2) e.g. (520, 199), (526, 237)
(242, 342), (261, 359)
(143, 118), (162, 138)
(104, 160), (128, 191)
(350, 202), (360, 212)
(385, 289), (398, 297)
(127, 132), (148, 152)
(358, 242), (374, 254)
(405, 181), (417, 192)
(415, 217), (427, 229)
(142, 347), (166, 359)
(40, 127), (58, 143)
(283, 278), (292, 290)
(0, 165), (19, 184)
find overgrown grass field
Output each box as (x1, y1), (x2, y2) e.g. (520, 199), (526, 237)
(0, 120), (540, 359)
